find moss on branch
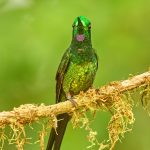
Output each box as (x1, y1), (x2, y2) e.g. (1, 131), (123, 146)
(0, 71), (150, 150)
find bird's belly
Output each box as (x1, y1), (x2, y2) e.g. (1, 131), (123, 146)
(70, 73), (93, 94)
(63, 62), (97, 95)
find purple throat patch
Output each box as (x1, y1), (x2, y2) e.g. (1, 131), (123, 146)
(76, 34), (85, 41)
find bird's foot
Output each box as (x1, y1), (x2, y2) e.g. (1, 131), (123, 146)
(66, 92), (78, 107)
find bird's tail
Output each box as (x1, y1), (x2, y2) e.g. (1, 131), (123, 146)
(46, 113), (70, 150)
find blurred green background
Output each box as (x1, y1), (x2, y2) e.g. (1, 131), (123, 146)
(0, 0), (150, 149)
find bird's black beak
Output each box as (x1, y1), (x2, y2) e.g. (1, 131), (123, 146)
(78, 17), (83, 27)
(77, 17), (84, 34)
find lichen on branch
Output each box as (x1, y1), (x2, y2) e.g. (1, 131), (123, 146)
(0, 71), (150, 150)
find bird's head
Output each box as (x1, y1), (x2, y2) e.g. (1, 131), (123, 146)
(72, 16), (91, 42)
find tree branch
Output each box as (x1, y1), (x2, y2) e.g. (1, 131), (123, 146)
(0, 71), (149, 126)
(0, 71), (150, 150)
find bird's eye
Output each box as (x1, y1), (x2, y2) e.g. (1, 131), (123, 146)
(88, 25), (91, 29)
(72, 24), (75, 28)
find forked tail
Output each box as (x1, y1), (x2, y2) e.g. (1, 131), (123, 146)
(46, 113), (70, 150)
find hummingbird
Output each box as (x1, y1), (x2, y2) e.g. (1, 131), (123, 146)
(46, 16), (98, 150)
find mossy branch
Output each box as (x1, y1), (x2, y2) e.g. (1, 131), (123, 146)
(0, 71), (150, 150)
(0, 71), (150, 125)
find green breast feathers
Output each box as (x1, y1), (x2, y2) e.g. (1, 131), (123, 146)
(63, 53), (98, 95)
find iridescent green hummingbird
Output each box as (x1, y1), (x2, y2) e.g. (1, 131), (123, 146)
(46, 16), (98, 150)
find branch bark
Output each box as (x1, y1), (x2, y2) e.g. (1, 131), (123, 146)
(0, 71), (150, 127)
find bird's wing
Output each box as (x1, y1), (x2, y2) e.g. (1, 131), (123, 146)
(92, 48), (98, 70)
(94, 52), (99, 70)
(55, 49), (70, 103)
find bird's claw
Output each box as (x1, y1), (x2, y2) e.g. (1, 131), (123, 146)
(66, 92), (78, 107)
(69, 98), (78, 107)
